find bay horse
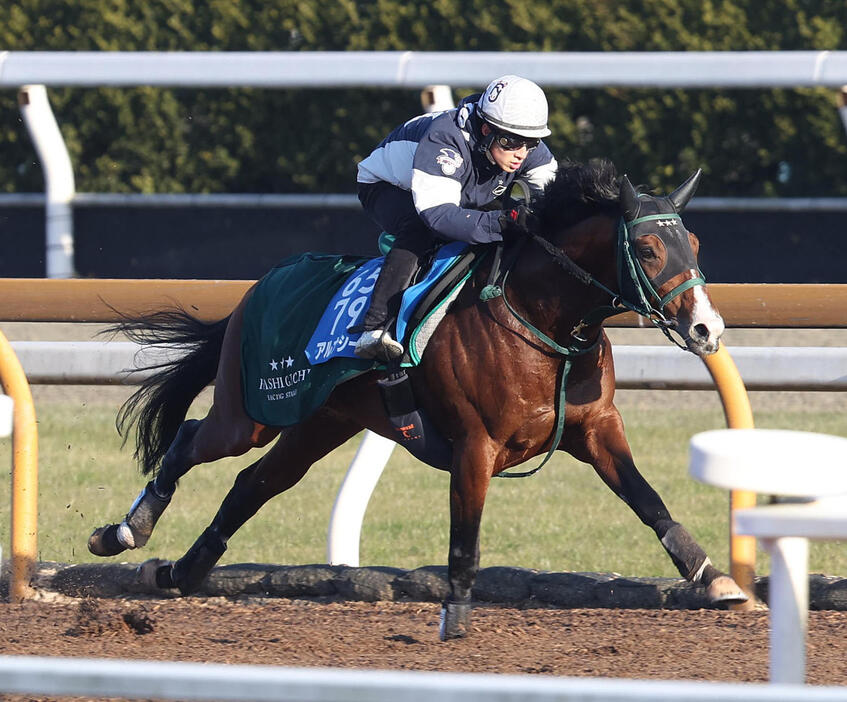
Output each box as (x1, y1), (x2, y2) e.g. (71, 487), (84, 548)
(89, 159), (747, 639)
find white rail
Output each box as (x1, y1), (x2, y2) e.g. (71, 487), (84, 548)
(0, 656), (845, 702)
(11, 341), (847, 391)
(6, 192), (847, 211)
(4, 51), (847, 88)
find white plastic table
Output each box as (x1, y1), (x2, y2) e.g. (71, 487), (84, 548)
(690, 428), (847, 684)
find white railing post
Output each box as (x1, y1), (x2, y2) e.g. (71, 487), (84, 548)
(326, 430), (396, 566)
(18, 84), (76, 279)
(765, 536), (809, 684)
(0, 393), (12, 438)
(0, 393), (12, 567)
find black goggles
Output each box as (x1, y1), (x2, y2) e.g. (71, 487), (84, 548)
(493, 131), (539, 152)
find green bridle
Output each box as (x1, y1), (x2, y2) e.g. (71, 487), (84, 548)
(491, 209), (706, 478)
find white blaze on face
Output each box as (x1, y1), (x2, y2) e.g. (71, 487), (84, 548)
(685, 285), (725, 353)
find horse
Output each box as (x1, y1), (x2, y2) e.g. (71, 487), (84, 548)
(88, 159), (747, 640)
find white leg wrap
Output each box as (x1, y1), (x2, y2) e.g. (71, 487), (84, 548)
(691, 557), (712, 583)
(116, 521), (136, 549)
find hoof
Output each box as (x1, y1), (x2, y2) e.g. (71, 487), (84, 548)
(137, 558), (174, 590)
(706, 575), (749, 606)
(87, 524), (127, 557)
(439, 601), (472, 640)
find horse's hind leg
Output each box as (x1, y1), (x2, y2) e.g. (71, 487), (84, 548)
(567, 408), (748, 605)
(89, 409), (279, 557)
(142, 409), (362, 595)
(90, 293), (277, 557)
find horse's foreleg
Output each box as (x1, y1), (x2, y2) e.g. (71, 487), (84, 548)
(569, 409), (747, 605)
(145, 411), (361, 595)
(441, 442), (494, 640)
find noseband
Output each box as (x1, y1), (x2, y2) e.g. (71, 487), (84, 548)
(521, 212), (705, 349)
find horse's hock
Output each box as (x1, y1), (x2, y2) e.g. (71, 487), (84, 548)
(19, 561), (847, 611)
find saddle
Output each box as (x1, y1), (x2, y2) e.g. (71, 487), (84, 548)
(240, 243), (484, 431)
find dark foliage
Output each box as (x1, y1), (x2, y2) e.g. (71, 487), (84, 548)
(3, 1), (847, 196)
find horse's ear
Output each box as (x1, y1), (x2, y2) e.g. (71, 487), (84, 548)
(620, 175), (640, 221)
(668, 169), (702, 212)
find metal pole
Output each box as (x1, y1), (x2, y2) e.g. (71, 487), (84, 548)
(18, 84), (76, 278)
(0, 329), (39, 602)
(701, 343), (757, 610)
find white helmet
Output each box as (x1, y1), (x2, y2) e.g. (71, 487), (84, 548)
(477, 75), (551, 138)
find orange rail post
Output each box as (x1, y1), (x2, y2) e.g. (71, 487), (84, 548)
(0, 329), (39, 602)
(702, 343), (757, 610)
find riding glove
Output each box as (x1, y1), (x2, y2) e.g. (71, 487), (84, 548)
(498, 205), (541, 241)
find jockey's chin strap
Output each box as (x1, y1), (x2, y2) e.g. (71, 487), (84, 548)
(490, 215), (705, 478)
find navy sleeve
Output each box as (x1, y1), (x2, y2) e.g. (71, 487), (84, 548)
(410, 128), (504, 244)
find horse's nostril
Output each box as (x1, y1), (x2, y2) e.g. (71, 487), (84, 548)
(693, 323), (710, 339)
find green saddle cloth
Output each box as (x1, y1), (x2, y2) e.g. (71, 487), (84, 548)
(240, 252), (374, 427)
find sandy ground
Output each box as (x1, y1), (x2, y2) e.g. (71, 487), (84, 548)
(0, 596), (845, 689)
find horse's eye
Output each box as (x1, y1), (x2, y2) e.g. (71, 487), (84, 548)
(637, 245), (657, 261)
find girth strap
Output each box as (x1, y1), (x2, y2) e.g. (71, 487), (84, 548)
(495, 270), (600, 478)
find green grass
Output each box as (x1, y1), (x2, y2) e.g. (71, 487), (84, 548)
(0, 390), (844, 579)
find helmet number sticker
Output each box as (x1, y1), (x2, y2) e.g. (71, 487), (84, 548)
(487, 80), (507, 101)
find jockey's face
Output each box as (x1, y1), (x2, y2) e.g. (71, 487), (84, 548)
(482, 123), (534, 173)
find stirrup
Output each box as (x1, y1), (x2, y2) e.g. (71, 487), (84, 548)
(354, 329), (404, 360)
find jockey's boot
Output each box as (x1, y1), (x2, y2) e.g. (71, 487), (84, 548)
(354, 329), (404, 360)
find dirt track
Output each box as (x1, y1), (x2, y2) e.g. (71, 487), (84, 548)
(1, 596), (846, 691)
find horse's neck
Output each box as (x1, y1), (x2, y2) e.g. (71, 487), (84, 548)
(505, 215), (618, 338)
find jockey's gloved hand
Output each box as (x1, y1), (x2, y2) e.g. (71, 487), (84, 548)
(498, 204), (541, 241)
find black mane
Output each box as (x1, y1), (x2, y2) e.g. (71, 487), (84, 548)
(536, 158), (621, 230)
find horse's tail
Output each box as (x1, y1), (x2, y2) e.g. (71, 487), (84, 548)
(108, 308), (230, 475)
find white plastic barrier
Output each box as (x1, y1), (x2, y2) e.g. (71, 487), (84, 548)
(0, 393), (12, 438)
(12, 340), (847, 567)
(326, 430), (397, 565)
(1, 655), (846, 702)
(690, 429), (847, 684)
(0, 393), (10, 565)
(13, 341), (847, 390)
(4, 50), (847, 88)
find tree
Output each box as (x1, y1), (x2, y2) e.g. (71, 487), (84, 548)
(2, 0), (846, 196)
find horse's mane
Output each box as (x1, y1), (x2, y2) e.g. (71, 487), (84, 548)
(536, 158), (621, 230)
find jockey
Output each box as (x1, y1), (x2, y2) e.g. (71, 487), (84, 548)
(351, 74), (559, 360)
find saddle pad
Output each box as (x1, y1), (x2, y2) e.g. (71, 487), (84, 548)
(240, 252), (374, 427)
(241, 242), (470, 427)
(305, 240), (468, 364)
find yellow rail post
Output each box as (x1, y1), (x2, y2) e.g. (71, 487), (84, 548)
(702, 343), (757, 610)
(0, 329), (39, 602)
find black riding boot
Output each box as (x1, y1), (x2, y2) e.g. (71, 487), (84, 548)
(355, 245), (420, 332)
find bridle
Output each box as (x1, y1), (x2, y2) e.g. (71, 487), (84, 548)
(524, 209), (705, 350)
(489, 199), (705, 478)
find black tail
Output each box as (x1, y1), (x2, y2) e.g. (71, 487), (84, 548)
(106, 308), (230, 476)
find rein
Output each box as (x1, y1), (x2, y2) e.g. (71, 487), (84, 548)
(489, 214), (705, 478)
(530, 215), (704, 349)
